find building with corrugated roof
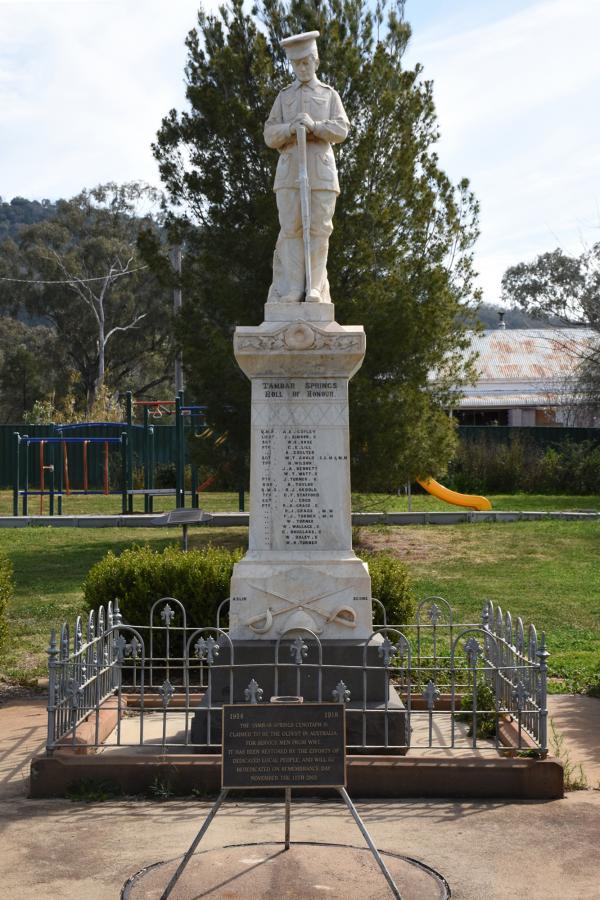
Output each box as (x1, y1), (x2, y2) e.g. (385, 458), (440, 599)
(455, 327), (598, 426)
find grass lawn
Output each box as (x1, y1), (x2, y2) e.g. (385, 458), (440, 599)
(0, 490), (251, 516)
(0, 508), (598, 695)
(0, 525), (247, 682)
(352, 493), (600, 513)
(356, 520), (600, 694)
(1, 489), (599, 516)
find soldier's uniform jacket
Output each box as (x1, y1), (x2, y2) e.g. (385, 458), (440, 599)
(264, 78), (349, 194)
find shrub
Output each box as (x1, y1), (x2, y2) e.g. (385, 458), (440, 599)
(457, 681), (497, 739)
(153, 464), (203, 491)
(448, 435), (600, 495)
(154, 464), (177, 489)
(364, 554), (415, 625)
(0, 553), (14, 660)
(83, 544), (243, 626)
(83, 545), (415, 632)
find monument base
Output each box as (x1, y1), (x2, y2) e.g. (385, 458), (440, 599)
(190, 639), (408, 752)
(229, 554), (373, 640)
(264, 300), (335, 323)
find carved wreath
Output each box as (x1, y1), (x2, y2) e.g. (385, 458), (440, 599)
(236, 322), (362, 353)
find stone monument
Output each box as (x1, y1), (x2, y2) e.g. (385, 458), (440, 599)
(193, 31), (404, 747)
(230, 30), (373, 641)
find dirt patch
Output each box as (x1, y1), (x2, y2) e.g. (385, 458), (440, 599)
(354, 527), (456, 561)
(0, 678), (45, 705)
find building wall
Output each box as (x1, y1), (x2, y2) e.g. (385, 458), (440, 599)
(508, 408), (536, 427)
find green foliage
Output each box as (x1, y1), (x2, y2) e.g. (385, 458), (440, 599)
(22, 383), (125, 426)
(82, 544), (243, 625)
(148, 0), (480, 490)
(502, 245), (600, 329)
(448, 435), (600, 495)
(65, 779), (123, 802)
(457, 681), (497, 739)
(364, 553), (415, 625)
(0, 317), (65, 423)
(0, 183), (173, 413)
(0, 196), (59, 241)
(0, 552), (13, 660)
(146, 776), (175, 801)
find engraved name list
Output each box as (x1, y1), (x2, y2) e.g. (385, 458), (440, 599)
(249, 378), (351, 551)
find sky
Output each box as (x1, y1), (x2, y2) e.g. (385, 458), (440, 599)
(1, 0), (599, 304)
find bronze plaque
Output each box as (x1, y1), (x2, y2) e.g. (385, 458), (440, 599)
(222, 703), (346, 789)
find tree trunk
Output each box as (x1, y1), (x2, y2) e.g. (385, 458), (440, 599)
(95, 317), (106, 403)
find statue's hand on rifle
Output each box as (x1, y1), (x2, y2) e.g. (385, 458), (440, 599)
(290, 112), (316, 134)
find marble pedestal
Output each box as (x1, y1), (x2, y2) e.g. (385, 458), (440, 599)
(229, 300), (373, 640)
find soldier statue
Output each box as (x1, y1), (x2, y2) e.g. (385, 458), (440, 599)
(264, 31), (349, 304)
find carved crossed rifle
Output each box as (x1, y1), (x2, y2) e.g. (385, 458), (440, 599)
(245, 583), (357, 633)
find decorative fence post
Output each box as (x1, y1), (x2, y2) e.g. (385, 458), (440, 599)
(537, 632), (549, 755)
(112, 599), (123, 690)
(46, 629), (59, 755)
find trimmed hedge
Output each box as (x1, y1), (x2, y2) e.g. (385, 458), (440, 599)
(0, 553), (14, 659)
(83, 545), (415, 629)
(83, 545), (244, 626)
(364, 553), (415, 625)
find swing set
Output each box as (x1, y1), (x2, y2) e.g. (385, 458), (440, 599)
(124, 391), (211, 513)
(12, 432), (128, 516)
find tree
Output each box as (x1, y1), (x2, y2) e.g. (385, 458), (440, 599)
(0, 196), (59, 242)
(502, 244), (600, 424)
(0, 183), (174, 413)
(501, 245), (600, 329)
(150, 0), (480, 490)
(0, 318), (65, 422)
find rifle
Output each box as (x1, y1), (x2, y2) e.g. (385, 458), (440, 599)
(296, 124), (312, 299)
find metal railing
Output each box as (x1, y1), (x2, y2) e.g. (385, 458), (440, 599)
(46, 596), (548, 756)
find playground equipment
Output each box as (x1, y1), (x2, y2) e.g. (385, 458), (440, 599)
(13, 432), (128, 516)
(124, 391), (208, 513)
(416, 477), (492, 511)
(10, 393), (222, 517)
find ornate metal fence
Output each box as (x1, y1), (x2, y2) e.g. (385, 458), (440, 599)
(46, 596), (548, 756)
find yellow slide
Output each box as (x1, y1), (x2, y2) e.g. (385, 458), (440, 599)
(416, 478), (492, 511)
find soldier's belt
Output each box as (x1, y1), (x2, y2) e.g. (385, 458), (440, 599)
(280, 136), (328, 151)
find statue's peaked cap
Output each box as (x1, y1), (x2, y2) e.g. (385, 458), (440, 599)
(281, 30), (320, 60)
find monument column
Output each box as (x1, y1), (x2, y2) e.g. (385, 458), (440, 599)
(230, 305), (372, 640)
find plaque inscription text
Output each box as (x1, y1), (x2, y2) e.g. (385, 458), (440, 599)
(222, 703), (346, 788)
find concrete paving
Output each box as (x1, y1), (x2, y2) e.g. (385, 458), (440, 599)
(1, 698), (600, 899)
(123, 842), (449, 899)
(0, 698), (47, 799)
(103, 710), (496, 757)
(548, 693), (600, 786)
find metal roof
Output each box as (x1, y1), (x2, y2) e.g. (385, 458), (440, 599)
(456, 392), (566, 409)
(468, 328), (596, 382)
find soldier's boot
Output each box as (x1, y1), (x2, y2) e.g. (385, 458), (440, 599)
(280, 238), (305, 302)
(306, 236), (329, 302)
